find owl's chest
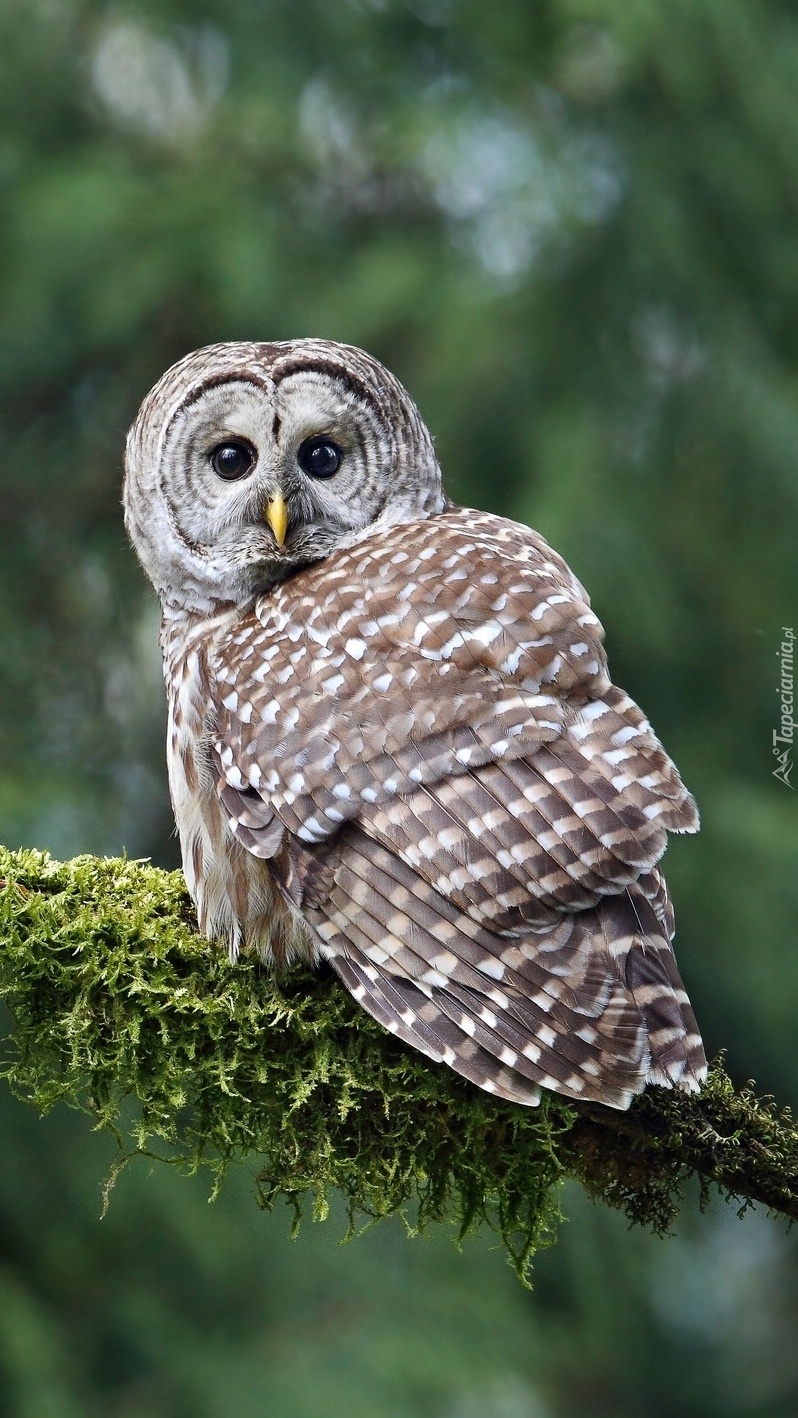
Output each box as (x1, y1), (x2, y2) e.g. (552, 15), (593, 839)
(162, 622), (310, 964)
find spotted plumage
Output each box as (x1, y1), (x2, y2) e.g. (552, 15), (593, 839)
(124, 339), (706, 1110)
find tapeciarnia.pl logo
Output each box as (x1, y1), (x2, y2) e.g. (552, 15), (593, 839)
(773, 626), (795, 789)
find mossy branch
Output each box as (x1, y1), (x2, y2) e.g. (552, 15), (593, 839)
(1, 846), (795, 1279)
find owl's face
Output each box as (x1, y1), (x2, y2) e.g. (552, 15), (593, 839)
(124, 339), (444, 611)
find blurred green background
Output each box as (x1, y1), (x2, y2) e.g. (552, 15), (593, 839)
(1, 0), (797, 1413)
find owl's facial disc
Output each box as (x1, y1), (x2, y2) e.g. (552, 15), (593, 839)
(124, 339), (445, 612)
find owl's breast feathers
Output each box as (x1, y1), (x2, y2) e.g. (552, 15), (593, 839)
(182, 506), (705, 1109)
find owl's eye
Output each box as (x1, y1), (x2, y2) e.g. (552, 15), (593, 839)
(210, 441), (256, 481)
(297, 436), (343, 479)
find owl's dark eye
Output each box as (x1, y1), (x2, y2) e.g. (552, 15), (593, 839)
(297, 436), (343, 479)
(210, 440), (256, 481)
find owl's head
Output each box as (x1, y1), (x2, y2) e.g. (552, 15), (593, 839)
(124, 339), (444, 611)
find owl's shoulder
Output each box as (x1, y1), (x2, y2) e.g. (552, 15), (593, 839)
(248, 504), (593, 629)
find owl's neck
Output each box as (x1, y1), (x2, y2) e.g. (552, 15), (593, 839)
(159, 600), (243, 685)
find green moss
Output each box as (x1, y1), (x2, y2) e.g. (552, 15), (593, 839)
(1, 846), (796, 1281)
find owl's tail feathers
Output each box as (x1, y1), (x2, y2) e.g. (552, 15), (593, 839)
(606, 877), (707, 1095)
(312, 830), (706, 1111)
(330, 949), (543, 1108)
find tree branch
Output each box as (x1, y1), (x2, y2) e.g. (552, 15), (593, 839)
(1, 846), (795, 1279)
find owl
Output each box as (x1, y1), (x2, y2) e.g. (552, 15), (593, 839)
(123, 339), (706, 1111)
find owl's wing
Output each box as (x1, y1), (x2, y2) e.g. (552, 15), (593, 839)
(210, 508), (705, 1107)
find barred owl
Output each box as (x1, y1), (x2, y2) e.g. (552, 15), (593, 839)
(124, 339), (706, 1110)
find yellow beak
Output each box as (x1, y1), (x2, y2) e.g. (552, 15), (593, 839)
(264, 492), (288, 548)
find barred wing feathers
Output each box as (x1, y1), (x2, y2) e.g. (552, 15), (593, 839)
(211, 508), (705, 1109)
